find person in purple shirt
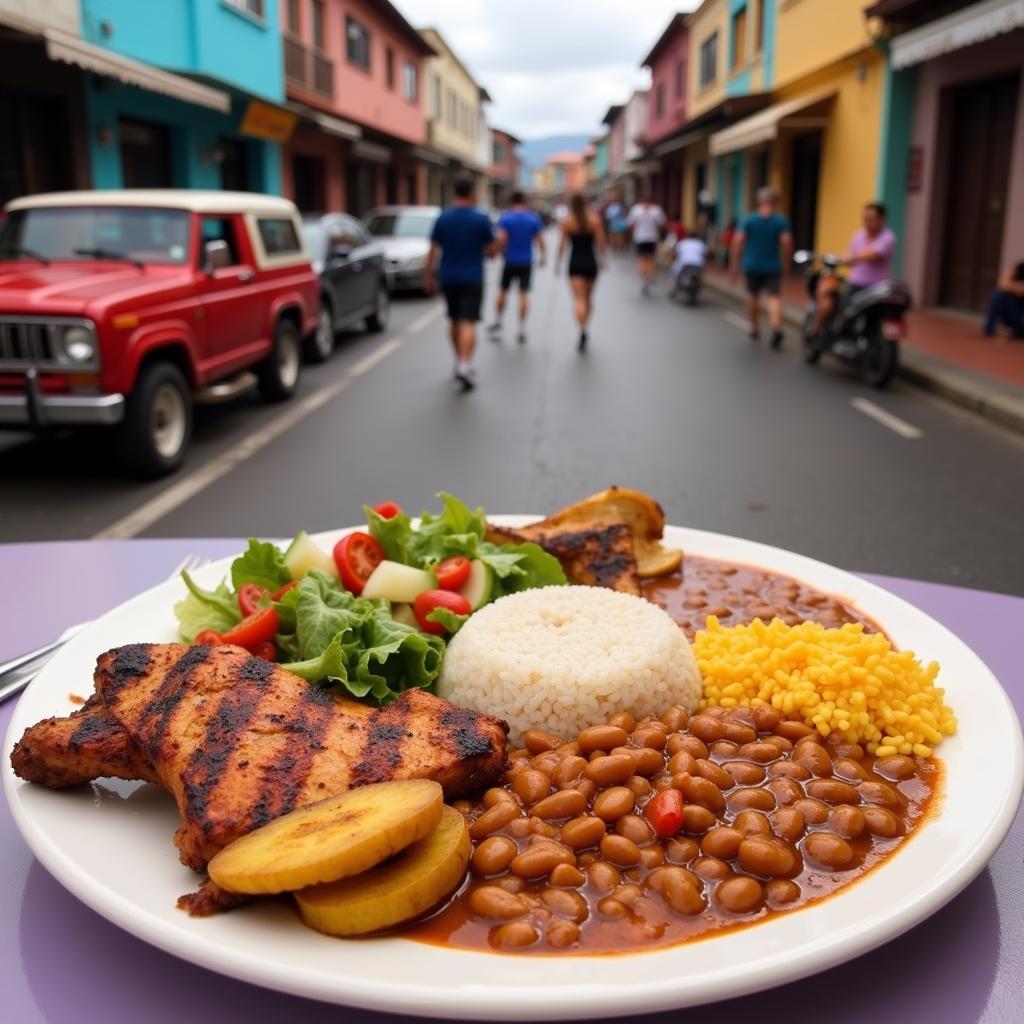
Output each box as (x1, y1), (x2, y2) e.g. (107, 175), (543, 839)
(811, 202), (896, 337)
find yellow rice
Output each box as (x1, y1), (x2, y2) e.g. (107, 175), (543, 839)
(693, 616), (957, 756)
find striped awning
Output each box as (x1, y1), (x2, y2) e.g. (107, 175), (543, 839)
(889, 0), (1024, 69)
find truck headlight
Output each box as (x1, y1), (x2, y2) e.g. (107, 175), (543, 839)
(59, 325), (97, 364)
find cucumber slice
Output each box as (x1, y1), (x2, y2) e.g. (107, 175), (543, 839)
(362, 560), (436, 603)
(390, 603), (420, 630)
(284, 531), (339, 582)
(459, 559), (494, 611)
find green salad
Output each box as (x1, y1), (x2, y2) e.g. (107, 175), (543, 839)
(174, 493), (565, 704)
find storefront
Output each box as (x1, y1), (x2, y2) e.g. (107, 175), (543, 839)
(879, 0), (1024, 313)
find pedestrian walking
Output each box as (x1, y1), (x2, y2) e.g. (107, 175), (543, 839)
(423, 178), (497, 391)
(488, 191), (545, 344)
(730, 187), (793, 349)
(556, 192), (606, 352)
(626, 195), (666, 296)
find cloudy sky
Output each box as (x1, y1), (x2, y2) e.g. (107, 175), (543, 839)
(396, 0), (697, 140)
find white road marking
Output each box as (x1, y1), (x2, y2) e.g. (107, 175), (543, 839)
(850, 397), (924, 439)
(93, 306), (442, 540)
(724, 312), (751, 332)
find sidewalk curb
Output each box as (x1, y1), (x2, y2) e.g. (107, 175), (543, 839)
(702, 277), (1024, 438)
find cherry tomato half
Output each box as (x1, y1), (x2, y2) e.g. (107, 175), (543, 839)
(413, 589), (471, 635)
(194, 629), (223, 646)
(645, 788), (685, 838)
(433, 555), (471, 591)
(238, 582), (269, 617)
(253, 640), (277, 662)
(220, 605), (280, 651)
(372, 501), (402, 520)
(333, 532), (385, 595)
(271, 580), (299, 601)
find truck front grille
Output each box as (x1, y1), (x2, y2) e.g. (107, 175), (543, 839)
(0, 316), (96, 372)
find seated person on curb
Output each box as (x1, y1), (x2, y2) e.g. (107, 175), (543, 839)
(983, 261), (1024, 339)
(810, 201), (896, 338)
(672, 232), (707, 286)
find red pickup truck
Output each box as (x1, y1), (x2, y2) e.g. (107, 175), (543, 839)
(0, 190), (319, 475)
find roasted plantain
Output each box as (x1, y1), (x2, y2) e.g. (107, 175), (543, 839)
(208, 779), (443, 895)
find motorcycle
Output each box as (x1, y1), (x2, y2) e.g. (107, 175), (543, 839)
(793, 250), (911, 389)
(671, 264), (702, 307)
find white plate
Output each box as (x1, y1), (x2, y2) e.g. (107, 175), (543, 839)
(4, 521), (1022, 1020)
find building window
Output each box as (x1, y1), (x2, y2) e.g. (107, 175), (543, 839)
(257, 217), (302, 256)
(224, 0), (264, 18)
(386, 47), (395, 89)
(699, 32), (718, 88)
(430, 74), (441, 117)
(285, 0), (299, 33)
(311, 0), (324, 49)
(674, 58), (685, 98)
(493, 140), (505, 164)
(346, 16), (371, 71)
(731, 7), (748, 70)
(402, 61), (418, 102)
(655, 82), (665, 118)
(754, 0), (765, 53)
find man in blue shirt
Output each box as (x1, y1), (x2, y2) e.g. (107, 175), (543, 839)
(488, 191), (545, 343)
(730, 186), (793, 349)
(424, 178), (496, 391)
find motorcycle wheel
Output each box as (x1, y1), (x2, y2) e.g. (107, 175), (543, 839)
(862, 332), (898, 388)
(802, 310), (822, 365)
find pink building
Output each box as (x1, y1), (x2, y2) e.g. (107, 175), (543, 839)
(280, 0), (435, 214)
(489, 127), (521, 207)
(642, 13), (689, 218)
(546, 152), (586, 195)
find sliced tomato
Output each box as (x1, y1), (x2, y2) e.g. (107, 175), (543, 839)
(434, 555), (471, 591)
(645, 788), (684, 838)
(253, 640), (277, 662)
(413, 589), (471, 635)
(271, 580), (299, 601)
(194, 629), (223, 646)
(238, 582), (269, 617)
(372, 501), (402, 519)
(221, 605), (280, 652)
(333, 532), (385, 595)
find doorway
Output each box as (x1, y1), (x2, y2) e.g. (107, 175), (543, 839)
(292, 154), (325, 212)
(938, 73), (1020, 312)
(219, 137), (250, 192)
(789, 131), (821, 253)
(0, 88), (74, 204)
(345, 161), (374, 216)
(119, 118), (172, 188)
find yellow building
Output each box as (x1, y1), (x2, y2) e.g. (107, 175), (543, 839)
(419, 27), (489, 206)
(707, 0), (884, 255)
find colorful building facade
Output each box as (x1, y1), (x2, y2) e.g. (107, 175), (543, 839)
(871, 0), (1024, 314)
(489, 127), (521, 208)
(78, 0), (287, 193)
(280, 0), (433, 215)
(642, 13), (689, 217)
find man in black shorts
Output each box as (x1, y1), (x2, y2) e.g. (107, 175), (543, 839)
(424, 179), (496, 391)
(488, 192), (545, 343)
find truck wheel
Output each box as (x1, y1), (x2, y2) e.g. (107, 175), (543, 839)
(258, 316), (302, 401)
(366, 283), (390, 333)
(115, 360), (192, 477)
(305, 299), (335, 364)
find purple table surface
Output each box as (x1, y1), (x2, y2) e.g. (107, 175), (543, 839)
(2, 539), (1022, 1024)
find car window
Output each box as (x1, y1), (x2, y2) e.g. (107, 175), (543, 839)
(365, 212), (435, 239)
(257, 217), (302, 256)
(326, 217), (364, 250)
(200, 217), (241, 265)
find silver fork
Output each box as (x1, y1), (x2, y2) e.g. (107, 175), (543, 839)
(0, 553), (208, 704)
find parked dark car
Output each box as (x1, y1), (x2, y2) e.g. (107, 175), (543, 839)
(300, 213), (390, 362)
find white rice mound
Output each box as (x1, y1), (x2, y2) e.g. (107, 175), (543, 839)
(437, 585), (702, 746)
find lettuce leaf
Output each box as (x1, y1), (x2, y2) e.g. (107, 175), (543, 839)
(426, 605), (469, 634)
(230, 539), (292, 593)
(173, 571), (242, 642)
(278, 571), (444, 703)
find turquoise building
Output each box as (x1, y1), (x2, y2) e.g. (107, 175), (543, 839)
(79, 0), (286, 193)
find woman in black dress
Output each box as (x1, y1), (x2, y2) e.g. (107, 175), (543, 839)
(556, 192), (606, 351)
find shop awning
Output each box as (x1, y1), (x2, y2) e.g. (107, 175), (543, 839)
(44, 30), (230, 113)
(889, 0), (1024, 70)
(285, 102), (361, 141)
(709, 89), (834, 156)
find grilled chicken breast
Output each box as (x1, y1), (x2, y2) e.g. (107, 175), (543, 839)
(11, 643), (508, 871)
(486, 521), (642, 594)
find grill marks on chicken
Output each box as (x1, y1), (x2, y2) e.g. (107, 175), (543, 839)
(11, 643), (508, 872)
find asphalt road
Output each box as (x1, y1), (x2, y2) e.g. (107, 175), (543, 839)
(3, 240), (1023, 595)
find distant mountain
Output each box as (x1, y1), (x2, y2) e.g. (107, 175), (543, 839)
(519, 134), (593, 171)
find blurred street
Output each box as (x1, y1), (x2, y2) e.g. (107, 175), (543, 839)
(3, 240), (1021, 595)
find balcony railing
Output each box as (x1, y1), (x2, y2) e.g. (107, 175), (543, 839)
(284, 34), (334, 101)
